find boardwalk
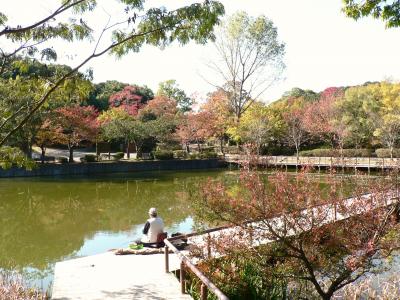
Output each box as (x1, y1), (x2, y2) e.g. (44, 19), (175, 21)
(52, 252), (191, 300)
(226, 154), (400, 170)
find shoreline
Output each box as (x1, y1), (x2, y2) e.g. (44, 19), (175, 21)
(0, 159), (227, 178)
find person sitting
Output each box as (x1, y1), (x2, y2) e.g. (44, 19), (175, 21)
(141, 207), (165, 246)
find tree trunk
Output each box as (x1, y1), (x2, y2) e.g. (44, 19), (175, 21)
(40, 146), (46, 164)
(69, 146), (74, 163)
(186, 143), (190, 153)
(220, 138), (224, 154)
(126, 142), (130, 159)
(27, 142), (33, 159)
(390, 145), (394, 159)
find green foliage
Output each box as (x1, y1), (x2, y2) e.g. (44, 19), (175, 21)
(199, 151), (218, 159)
(112, 152), (124, 161)
(87, 80), (128, 111)
(153, 150), (173, 160)
(0, 146), (35, 170)
(56, 156), (68, 164)
(157, 79), (193, 112)
(189, 153), (200, 160)
(173, 150), (188, 159)
(343, 0), (400, 28)
(80, 154), (98, 163)
(214, 11), (285, 120)
(299, 148), (372, 157)
(375, 148), (400, 158)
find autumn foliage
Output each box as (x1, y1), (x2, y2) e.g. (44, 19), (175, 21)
(193, 169), (400, 299)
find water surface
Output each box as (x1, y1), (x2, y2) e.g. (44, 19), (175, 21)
(0, 169), (230, 291)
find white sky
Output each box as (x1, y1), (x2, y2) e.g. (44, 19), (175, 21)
(2, 0), (400, 103)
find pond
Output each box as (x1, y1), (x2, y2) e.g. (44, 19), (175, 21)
(0, 169), (232, 291)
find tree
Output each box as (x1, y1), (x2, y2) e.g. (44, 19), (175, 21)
(336, 85), (379, 149)
(87, 80), (128, 111)
(35, 119), (60, 164)
(0, 0), (225, 146)
(53, 105), (99, 162)
(176, 112), (211, 152)
(208, 11), (285, 120)
(282, 98), (310, 161)
(201, 89), (233, 153)
(373, 82), (400, 158)
(0, 59), (93, 154)
(193, 169), (400, 299)
(138, 95), (180, 147)
(303, 87), (349, 153)
(157, 80), (193, 112)
(109, 85), (150, 116)
(99, 108), (154, 158)
(231, 102), (271, 155)
(343, 0), (400, 28)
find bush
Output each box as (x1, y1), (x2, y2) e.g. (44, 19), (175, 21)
(153, 150), (174, 160)
(189, 153), (200, 160)
(56, 157), (69, 163)
(299, 148), (372, 157)
(80, 154), (97, 163)
(200, 151), (218, 159)
(173, 150), (188, 159)
(112, 152), (124, 161)
(375, 148), (400, 158)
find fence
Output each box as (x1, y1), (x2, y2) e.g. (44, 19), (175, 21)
(164, 226), (229, 300)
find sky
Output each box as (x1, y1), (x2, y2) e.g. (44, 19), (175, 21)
(2, 0), (400, 103)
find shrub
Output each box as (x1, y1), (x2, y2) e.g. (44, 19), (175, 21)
(299, 148), (372, 157)
(0, 272), (47, 300)
(173, 150), (188, 159)
(375, 148), (400, 158)
(189, 153), (200, 160)
(112, 152), (124, 161)
(80, 154), (97, 163)
(200, 151), (218, 159)
(153, 150), (174, 160)
(56, 157), (69, 164)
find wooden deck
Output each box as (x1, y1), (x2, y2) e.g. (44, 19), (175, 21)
(51, 252), (191, 300)
(226, 154), (400, 170)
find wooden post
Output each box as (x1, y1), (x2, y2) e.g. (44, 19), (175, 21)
(207, 233), (211, 258)
(165, 245), (169, 273)
(368, 157), (370, 176)
(201, 283), (208, 300)
(180, 261), (186, 294)
(318, 156), (321, 173)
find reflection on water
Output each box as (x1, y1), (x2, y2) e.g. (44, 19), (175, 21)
(0, 169), (228, 290)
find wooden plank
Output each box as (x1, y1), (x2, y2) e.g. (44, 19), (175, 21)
(52, 252), (191, 300)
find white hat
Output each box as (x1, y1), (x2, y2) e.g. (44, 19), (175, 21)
(149, 207), (157, 216)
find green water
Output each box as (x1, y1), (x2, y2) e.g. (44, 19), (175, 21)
(0, 169), (232, 291)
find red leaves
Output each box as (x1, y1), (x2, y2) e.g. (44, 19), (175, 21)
(53, 105), (99, 146)
(109, 86), (145, 116)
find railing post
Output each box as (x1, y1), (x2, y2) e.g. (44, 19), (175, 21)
(165, 245), (169, 273)
(368, 157), (370, 176)
(180, 261), (186, 294)
(201, 283), (208, 300)
(207, 233), (211, 258)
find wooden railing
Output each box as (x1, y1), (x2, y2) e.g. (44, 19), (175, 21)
(164, 226), (229, 300)
(163, 192), (399, 300)
(226, 155), (400, 171)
